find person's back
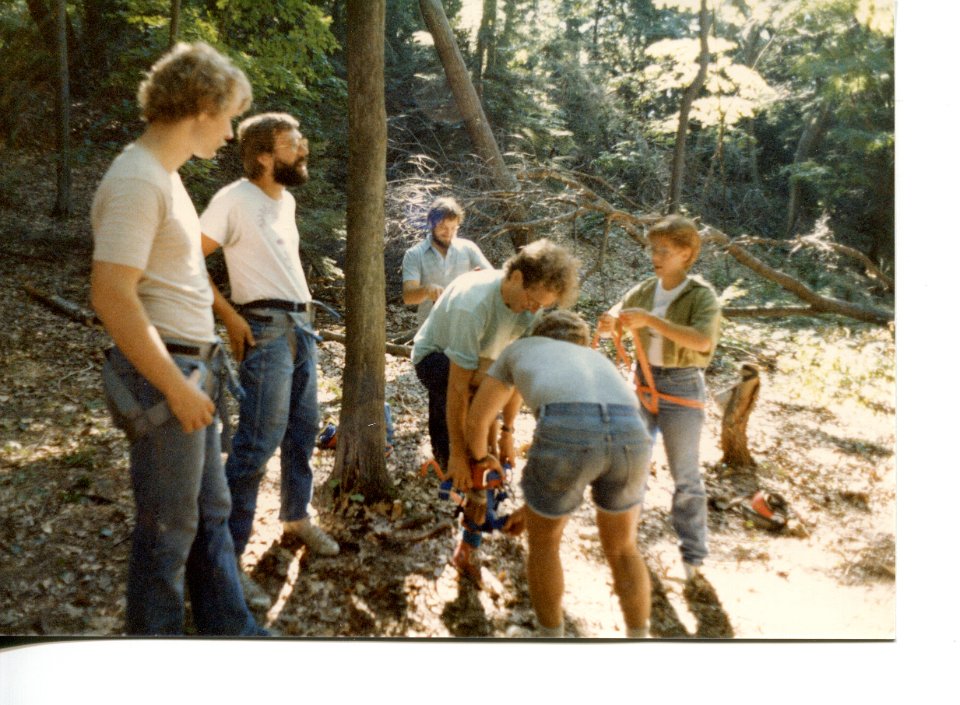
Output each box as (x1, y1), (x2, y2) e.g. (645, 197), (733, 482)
(467, 311), (654, 638)
(486, 336), (638, 413)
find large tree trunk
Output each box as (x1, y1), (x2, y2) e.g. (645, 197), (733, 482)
(52, 0), (71, 218)
(326, 0), (395, 503)
(784, 100), (831, 237)
(418, 0), (528, 249)
(668, 0), (711, 214)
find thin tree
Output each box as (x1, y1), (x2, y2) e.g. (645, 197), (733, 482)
(419, 0), (528, 249)
(475, 0), (497, 81)
(326, 0), (395, 503)
(169, 0), (181, 48)
(667, 0), (711, 214)
(52, 0), (70, 217)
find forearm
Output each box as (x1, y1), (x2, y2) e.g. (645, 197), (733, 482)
(402, 282), (433, 305)
(500, 389), (522, 431)
(643, 316), (712, 353)
(446, 384), (471, 462)
(91, 270), (186, 399)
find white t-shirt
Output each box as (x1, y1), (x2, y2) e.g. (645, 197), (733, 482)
(199, 179), (311, 305)
(647, 277), (690, 366)
(91, 143), (215, 344)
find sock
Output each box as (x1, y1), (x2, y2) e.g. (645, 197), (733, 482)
(537, 622), (564, 638)
(626, 625), (649, 638)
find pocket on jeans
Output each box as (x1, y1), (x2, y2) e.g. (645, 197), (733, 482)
(526, 439), (591, 495)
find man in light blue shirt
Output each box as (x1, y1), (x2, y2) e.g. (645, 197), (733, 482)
(412, 239), (580, 584)
(402, 197), (492, 326)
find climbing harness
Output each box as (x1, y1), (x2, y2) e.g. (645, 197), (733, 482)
(419, 457), (512, 534)
(592, 327), (704, 415)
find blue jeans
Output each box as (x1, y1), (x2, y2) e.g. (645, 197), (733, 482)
(639, 366), (708, 566)
(414, 352), (451, 470)
(104, 345), (260, 636)
(522, 403), (652, 518)
(226, 309), (320, 555)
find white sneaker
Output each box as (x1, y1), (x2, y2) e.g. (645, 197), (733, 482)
(283, 518), (340, 556)
(237, 567), (271, 609)
(683, 562), (701, 581)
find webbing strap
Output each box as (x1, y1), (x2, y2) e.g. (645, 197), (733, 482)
(592, 329), (704, 415)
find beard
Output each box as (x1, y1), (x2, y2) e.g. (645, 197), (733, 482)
(273, 157), (309, 187)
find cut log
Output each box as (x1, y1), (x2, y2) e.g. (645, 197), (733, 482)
(719, 363), (760, 468)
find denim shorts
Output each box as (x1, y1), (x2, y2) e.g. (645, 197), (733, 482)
(520, 403), (653, 518)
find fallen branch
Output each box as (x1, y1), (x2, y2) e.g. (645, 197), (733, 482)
(23, 284), (100, 328)
(317, 328), (412, 359)
(736, 235), (894, 292)
(380, 520), (455, 545)
(702, 227), (894, 326)
(722, 306), (826, 319)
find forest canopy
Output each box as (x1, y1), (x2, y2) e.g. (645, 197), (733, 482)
(1, 0), (893, 275)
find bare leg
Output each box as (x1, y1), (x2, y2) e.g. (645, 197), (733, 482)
(524, 506), (569, 631)
(596, 505), (650, 633)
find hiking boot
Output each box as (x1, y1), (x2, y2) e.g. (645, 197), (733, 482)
(450, 540), (482, 586)
(237, 566), (271, 610)
(283, 518), (340, 556)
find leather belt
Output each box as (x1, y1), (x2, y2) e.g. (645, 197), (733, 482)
(239, 299), (310, 313)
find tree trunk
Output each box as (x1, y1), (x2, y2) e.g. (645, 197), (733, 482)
(326, 0), (395, 503)
(668, 0), (711, 214)
(419, 0), (528, 249)
(784, 100), (831, 237)
(52, 0), (71, 217)
(718, 364), (760, 468)
(475, 0), (497, 81)
(169, 0), (181, 48)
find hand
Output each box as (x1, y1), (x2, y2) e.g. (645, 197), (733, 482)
(498, 429), (516, 468)
(224, 311), (256, 362)
(447, 453), (472, 493)
(596, 312), (617, 337)
(166, 369), (216, 434)
(618, 307), (654, 330)
(502, 507), (527, 537)
(426, 284), (444, 301)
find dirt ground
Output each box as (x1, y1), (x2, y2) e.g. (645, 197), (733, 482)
(0, 152), (896, 641)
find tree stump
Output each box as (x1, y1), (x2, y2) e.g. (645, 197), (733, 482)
(718, 364), (760, 468)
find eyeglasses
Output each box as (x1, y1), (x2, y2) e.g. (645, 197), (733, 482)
(649, 245), (684, 258)
(523, 286), (555, 312)
(277, 134), (309, 152)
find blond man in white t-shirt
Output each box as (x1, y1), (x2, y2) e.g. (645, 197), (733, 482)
(90, 42), (265, 635)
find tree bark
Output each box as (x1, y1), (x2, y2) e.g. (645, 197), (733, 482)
(52, 0), (71, 217)
(418, 0), (528, 249)
(326, 0), (395, 503)
(475, 0), (497, 81)
(169, 0), (181, 48)
(719, 364), (760, 468)
(784, 100), (831, 237)
(668, 0), (711, 214)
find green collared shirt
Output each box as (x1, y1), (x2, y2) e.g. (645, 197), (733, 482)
(609, 275), (721, 368)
